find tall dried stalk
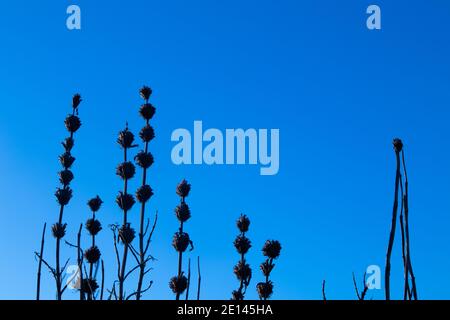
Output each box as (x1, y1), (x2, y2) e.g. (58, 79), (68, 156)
(36, 223), (47, 300)
(84, 196), (103, 300)
(232, 214), (252, 300)
(257, 240), (281, 300)
(402, 149), (418, 299)
(197, 256), (201, 300)
(47, 94), (82, 300)
(116, 125), (137, 300)
(170, 179), (194, 300)
(135, 86), (157, 300)
(385, 138), (402, 300)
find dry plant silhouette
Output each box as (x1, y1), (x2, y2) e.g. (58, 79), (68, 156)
(34, 87), (417, 300)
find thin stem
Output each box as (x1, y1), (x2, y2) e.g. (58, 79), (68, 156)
(186, 258), (191, 300)
(197, 256), (201, 300)
(76, 224), (84, 301)
(385, 150), (401, 300)
(100, 260), (105, 300)
(137, 118), (150, 300)
(119, 146), (130, 301)
(402, 150), (418, 300)
(36, 223), (47, 300)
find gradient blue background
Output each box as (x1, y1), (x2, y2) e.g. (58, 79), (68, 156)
(0, 0), (449, 299)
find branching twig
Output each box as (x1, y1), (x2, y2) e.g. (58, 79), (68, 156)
(36, 223), (47, 300)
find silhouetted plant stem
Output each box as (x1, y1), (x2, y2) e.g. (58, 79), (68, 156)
(76, 224), (84, 300)
(232, 215), (252, 300)
(36, 223), (47, 300)
(322, 280), (326, 301)
(399, 176), (411, 300)
(116, 125), (137, 301)
(186, 258), (191, 300)
(52, 94), (82, 300)
(385, 139), (402, 300)
(402, 150), (418, 300)
(197, 256), (201, 300)
(135, 86), (156, 300)
(257, 240), (281, 300)
(100, 260), (105, 300)
(170, 180), (193, 300)
(352, 272), (368, 301)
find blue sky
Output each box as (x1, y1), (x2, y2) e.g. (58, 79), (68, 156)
(0, 0), (450, 299)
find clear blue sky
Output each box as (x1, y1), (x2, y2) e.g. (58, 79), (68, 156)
(0, 0), (449, 300)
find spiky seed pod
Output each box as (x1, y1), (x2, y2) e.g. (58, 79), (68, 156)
(51, 223), (67, 239)
(117, 129), (135, 149)
(72, 94), (82, 109)
(231, 290), (244, 301)
(86, 218), (102, 236)
(116, 162), (136, 180)
(139, 103), (156, 121)
(233, 260), (252, 284)
(234, 235), (252, 255)
(58, 169), (74, 186)
(84, 246), (101, 264)
(136, 184), (153, 203)
(260, 260), (275, 277)
(262, 240), (282, 259)
(59, 152), (75, 169)
(393, 138), (403, 153)
(119, 224), (136, 244)
(139, 125), (155, 142)
(139, 86), (153, 101)
(169, 274), (188, 294)
(55, 187), (73, 206)
(236, 214), (250, 233)
(176, 179), (191, 198)
(65, 115), (81, 133)
(172, 232), (192, 252)
(256, 281), (273, 300)
(116, 192), (135, 211)
(62, 137), (74, 152)
(80, 278), (99, 296)
(134, 151), (154, 169)
(175, 202), (191, 223)
(87, 196), (103, 213)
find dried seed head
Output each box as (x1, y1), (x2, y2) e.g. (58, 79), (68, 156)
(72, 94), (82, 109)
(87, 195), (103, 213)
(169, 274), (188, 294)
(116, 192), (135, 211)
(139, 103), (156, 121)
(116, 162), (136, 180)
(172, 232), (192, 252)
(176, 179), (191, 198)
(262, 240), (282, 259)
(233, 260), (252, 284)
(80, 278), (99, 296)
(119, 224), (136, 244)
(139, 125), (155, 142)
(55, 187), (72, 206)
(84, 246), (101, 264)
(117, 128), (135, 149)
(59, 152), (75, 169)
(86, 218), (102, 236)
(234, 235), (252, 255)
(134, 151), (154, 169)
(175, 202), (191, 223)
(62, 137), (74, 152)
(58, 169), (74, 186)
(260, 260), (275, 277)
(65, 115), (81, 133)
(256, 281), (273, 300)
(136, 184), (153, 203)
(236, 214), (250, 233)
(51, 222), (67, 239)
(393, 138), (403, 153)
(139, 86), (153, 101)
(231, 290), (244, 301)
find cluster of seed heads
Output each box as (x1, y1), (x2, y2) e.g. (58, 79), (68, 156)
(232, 214), (252, 300)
